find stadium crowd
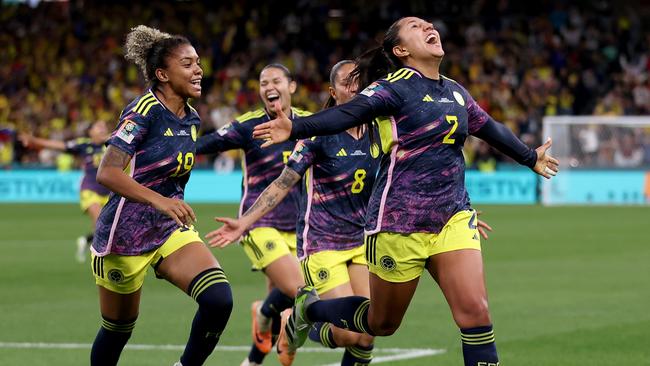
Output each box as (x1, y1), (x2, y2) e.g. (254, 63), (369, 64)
(1, 0), (649, 170)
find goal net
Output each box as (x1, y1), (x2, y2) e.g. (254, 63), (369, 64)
(541, 116), (650, 205)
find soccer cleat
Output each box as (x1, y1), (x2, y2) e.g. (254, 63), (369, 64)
(75, 236), (88, 263)
(276, 309), (296, 366)
(285, 286), (319, 352)
(173, 362), (183, 366)
(251, 300), (272, 354)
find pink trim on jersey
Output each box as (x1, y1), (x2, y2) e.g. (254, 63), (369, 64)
(102, 155), (136, 256)
(366, 116), (398, 235)
(300, 166), (315, 260)
(405, 67), (422, 78)
(238, 157), (249, 217)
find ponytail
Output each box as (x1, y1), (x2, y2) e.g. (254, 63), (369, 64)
(346, 18), (405, 91)
(344, 18), (405, 151)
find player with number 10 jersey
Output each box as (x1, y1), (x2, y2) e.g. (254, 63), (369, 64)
(93, 90), (200, 256)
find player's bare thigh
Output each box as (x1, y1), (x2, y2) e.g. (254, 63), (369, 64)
(156, 242), (220, 293)
(426, 249), (491, 328)
(347, 263), (370, 298)
(98, 286), (141, 321)
(367, 273), (419, 336)
(263, 254), (304, 298)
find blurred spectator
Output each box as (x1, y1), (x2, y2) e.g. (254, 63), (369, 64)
(614, 131), (644, 167)
(0, 128), (14, 167)
(470, 140), (497, 173)
(0, 0), (648, 170)
(597, 138), (616, 166)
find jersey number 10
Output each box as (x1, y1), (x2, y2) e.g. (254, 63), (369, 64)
(171, 152), (195, 177)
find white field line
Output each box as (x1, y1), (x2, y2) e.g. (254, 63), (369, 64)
(0, 342), (445, 364)
(320, 348), (446, 365)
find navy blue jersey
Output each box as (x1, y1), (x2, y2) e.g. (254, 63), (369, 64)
(286, 129), (380, 258)
(94, 90), (201, 256)
(197, 107), (312, 232)
(64, 138), (109, 195)
(358, 68), (489, 234)
(290, 67), (535, 234)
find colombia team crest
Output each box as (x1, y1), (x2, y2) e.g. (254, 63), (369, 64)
(191, 125), (197, 142)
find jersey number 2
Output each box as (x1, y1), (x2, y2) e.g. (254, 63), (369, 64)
(443, 115), (459, 144)
(171, 152), (195, 177)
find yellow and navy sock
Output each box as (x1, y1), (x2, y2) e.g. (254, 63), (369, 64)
(460, 325), (499, 366)
(180, 268), (233, 366)
(261, 287), (294, 318)
(306, 296), (373, 335)
(90, 316), (136, 366)
(308, 322), (337, 348)
(342, 343), (374, 366)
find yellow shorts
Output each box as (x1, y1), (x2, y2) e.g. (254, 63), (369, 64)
(80, 189), (109, 212)
(240, 227), (296, 270)
(91, 226), (203, 294)
(301, 245), (366, 295)
(366, 210), (481, 283)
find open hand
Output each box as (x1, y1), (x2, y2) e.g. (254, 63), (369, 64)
(151, 196), (196, 227)
(477, 219), (493, 240)
(252, 102), (293, 147)
(205, 217), (246, 248)
(534, 138), (559, 179)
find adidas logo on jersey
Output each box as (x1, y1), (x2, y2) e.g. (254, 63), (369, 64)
(336, 148), (347, 156)
(422, 94), (434, 102)
(164, 128), (174, 137)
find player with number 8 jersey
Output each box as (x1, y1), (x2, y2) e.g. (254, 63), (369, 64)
(287, 124), (379, 259)
(93, 89), (200, 256)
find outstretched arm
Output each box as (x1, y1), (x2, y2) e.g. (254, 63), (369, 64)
(19, 133), (66, 151)
(196, 121), (248, 155)
(253, 97), (376, 147)
(473, 119), (559, 178)
(206, 166), (302, 247)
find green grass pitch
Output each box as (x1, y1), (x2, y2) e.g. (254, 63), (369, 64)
(0, 204), (648, 365)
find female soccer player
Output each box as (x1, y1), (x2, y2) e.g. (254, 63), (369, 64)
(252, 17), (558, 366)
(90, 25), (232, 366)
(196, 63), (309, 366)
(208, 60), (495, 366)
(207, 60), (377, 366)
(19, 120), (110, 262)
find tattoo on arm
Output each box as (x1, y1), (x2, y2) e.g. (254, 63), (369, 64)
(274, 168), (301, 189)
(100, 146), (131, 170)
(241, 168), (301, 219)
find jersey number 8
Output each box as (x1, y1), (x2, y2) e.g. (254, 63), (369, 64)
(351, 169), (367, 194)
